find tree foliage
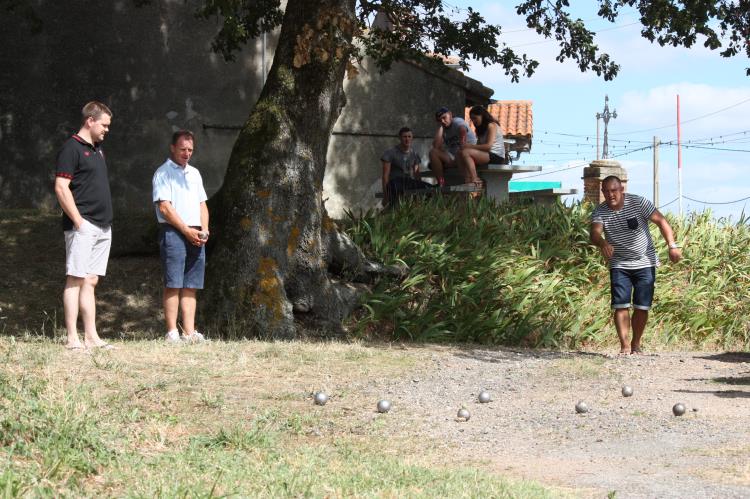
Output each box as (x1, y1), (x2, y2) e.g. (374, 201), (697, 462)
(197, 0), (750, 80)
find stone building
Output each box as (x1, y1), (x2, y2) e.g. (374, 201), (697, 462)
(0, 1), (492, 219)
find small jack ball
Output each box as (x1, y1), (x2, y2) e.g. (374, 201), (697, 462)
(457, 408), (471, 421)
(575, 401), (589, 414)
(377, 399), (391, 413)
(672, 403), (686, 416)
(622, 385), (634, 397)
(478, 391), (491, 403)
(313, 392), (328, 406)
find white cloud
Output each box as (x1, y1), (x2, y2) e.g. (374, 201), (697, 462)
(615, 84), (750, 137)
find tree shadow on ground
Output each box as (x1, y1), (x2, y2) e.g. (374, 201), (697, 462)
(448, 345), (609, 364)
(676, 373), (750, 398)
(1, 210), (163, 340)
(695, 352), (750, 363)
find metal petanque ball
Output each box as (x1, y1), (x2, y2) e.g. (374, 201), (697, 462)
(575, 401), (589, 414)
(377, 399), (392, 413)
(457, 408), (471, 421)
(478, 391), (491, 404)
(621, 385), (634, 397)
(672, 403), (686, 416)
(313, 392), (328, 406)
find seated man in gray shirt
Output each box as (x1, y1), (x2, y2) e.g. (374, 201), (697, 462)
(381, 127), (430, 206)
(428, 106), (477, 186)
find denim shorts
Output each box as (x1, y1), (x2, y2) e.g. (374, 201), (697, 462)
(610, 267), (656, 311)
(159, 225), (205, 289)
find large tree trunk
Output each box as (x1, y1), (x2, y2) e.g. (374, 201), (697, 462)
(203, 0), (366, 338)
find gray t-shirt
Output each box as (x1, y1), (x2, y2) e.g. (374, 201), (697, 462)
(591, 193), (659, 269)
(381, 146), (421, 179)
(443, 117), (477, 154)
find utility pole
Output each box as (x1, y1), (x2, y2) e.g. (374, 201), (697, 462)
(596, 95), (617, 159)
(653, 136), (660, 207)
(596, 116), (600, 160)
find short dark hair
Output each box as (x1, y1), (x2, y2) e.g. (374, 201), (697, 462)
(435, 106), (450, 119)
(171, 129), (195, 146)
(398, 127), (412, 137)
(602, 175), (622, 187)
(81, 101), (112, 125)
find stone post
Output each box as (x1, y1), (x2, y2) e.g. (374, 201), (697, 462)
(582, 159), (628, 204)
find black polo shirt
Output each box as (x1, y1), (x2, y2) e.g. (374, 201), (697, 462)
(55, 134), (113, 231)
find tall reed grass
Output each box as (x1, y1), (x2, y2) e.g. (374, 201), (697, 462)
(344, 197), (750, 349)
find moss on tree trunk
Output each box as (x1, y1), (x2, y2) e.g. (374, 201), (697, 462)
(202, 0), (366, 338)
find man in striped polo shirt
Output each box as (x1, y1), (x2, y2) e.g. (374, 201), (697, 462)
(590, 176), (682, 354)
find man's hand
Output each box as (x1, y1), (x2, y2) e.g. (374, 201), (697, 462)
(184, 227), (204, 247)
(668, 247), (682, 263)
(599, 242), (614, 260)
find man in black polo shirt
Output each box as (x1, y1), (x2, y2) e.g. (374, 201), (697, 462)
(54, 101), (115, 350)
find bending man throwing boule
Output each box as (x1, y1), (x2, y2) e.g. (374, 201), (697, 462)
(590, 176), (682, 355)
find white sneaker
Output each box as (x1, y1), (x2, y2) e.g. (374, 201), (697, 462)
(181, 331), (206, 343)
(165, 330), (181, 343)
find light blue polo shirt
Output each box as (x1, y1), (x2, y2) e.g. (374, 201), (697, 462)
(152, 158), (208, 226)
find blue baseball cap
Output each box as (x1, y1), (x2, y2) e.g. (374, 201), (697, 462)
(435, 107), (450, 118)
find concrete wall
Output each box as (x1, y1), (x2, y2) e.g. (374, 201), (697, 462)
(324, 58), (470, 217)
(0, 1), (489, 219)
(0, 0), (273, 213)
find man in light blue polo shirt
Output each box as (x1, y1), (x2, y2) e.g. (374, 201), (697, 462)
(152, 130), (209, 343)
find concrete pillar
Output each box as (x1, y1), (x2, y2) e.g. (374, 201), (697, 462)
(582, 159), (628, 204)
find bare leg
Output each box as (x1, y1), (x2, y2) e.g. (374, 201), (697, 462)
(63, 276), (84, 347)
(429, 148), (445, 180)
(630, 309), (649, 353)
(613, 308), (631, 353)
(459, 149), (489, 184)
(179, 288), (197, 334)
(164, 287), (180, 332)
(81, 275), (107, 348)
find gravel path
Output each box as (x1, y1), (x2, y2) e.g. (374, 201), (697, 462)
(361, 347), (750, 498)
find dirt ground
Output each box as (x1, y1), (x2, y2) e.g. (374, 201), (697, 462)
(2, 211), (749, 498)
(366, 346), (750, 498)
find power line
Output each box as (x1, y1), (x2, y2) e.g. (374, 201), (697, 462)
(610, 96), (750, 136)
(684, 194), (750, 205)
(658, 197), (679, 209)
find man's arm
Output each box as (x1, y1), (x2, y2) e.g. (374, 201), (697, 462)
(200, 201), (209, 241)
(458, 125), (468, 147)
(432, 127), (444, 149)
(54, 177), (84, 230)
(158, 200), (203, 246)
(412, 158), (421, 180)
(649, 210), (682, 263)
(590, 221), (614, 260)
(381, 160), (391, 196)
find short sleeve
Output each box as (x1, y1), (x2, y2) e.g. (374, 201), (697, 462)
(380, 148), (394, 164)
(591, 206), (604, 224)
(639, 196), (656, 219)
(411, 151), (422, 165)
(55, 141), (78, 179)
(152, 169), (172, 204)
(197, 172), (208, 203)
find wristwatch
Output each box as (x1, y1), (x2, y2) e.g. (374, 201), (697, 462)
(668, 243), (681, 249)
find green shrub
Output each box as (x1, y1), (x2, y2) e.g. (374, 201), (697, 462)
(345, 197), (750, 349)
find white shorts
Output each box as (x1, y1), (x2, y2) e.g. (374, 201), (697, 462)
(64, 219), (112, 277)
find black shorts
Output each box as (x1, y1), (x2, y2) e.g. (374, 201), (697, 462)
(488, 152), (506, 164)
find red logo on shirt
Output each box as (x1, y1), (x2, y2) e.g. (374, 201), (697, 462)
(84, 151), (90, 157)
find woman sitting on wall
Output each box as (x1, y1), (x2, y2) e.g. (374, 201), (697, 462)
(458, 105), (506, 192)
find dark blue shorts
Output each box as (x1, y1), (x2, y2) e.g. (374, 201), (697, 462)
(610, 267), (656, 311)
(159, 225), (205, 289)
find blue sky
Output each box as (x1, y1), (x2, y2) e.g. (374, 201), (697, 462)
(450, 1), (750, 220)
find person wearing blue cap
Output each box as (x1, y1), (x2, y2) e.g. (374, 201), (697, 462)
(428, 107), (477, 186)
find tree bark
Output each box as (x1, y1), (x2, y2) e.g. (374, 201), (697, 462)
(203, 0), (363, 339)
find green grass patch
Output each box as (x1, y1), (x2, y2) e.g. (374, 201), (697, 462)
(0, 338), (561, 497)
(345, 197), (750, 349)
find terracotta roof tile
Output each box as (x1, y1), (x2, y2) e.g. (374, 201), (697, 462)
(465, 100), (533, 152)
